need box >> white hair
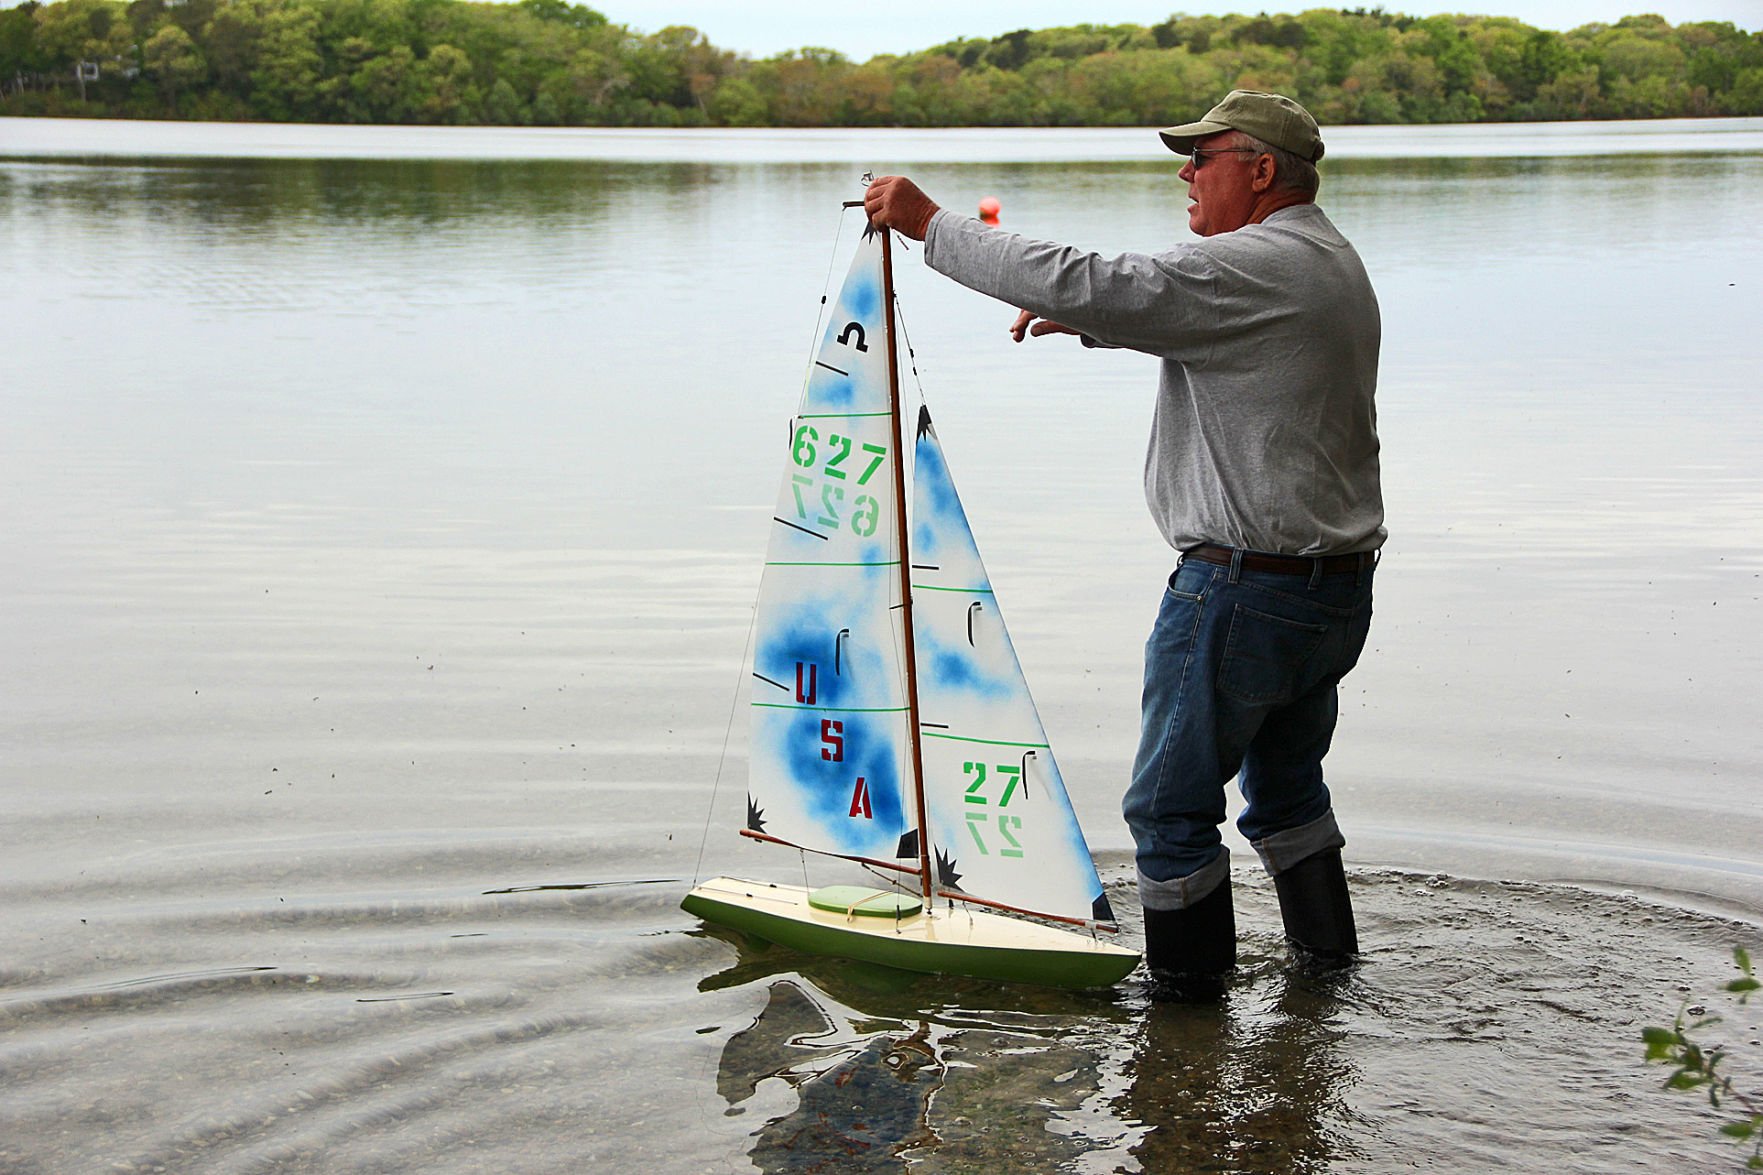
[1231,131,1320,198]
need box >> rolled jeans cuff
[1137,848,1230,912]
[1250,810,1346,876]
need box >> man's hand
[1009,309,1082,343]
[864,175,939,242]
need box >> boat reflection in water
[697,924,1356,1173]
[717,981,943,1171]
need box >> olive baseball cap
[1159,90,1325,162]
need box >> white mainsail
[747,231,915,866]
[910,411,1115,925]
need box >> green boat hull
[683,878,1139,991]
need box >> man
[864,91,1383,1000]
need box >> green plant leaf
[1721,1121,1757,1139]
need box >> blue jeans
[1124,552,1375,911]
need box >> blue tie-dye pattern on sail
[759,619,875,711]
[842,272,881,328]
[916,621,1012,699]
[777,706,905,845]
[913,432,963,523]
[855,541,891,577]
[911,427,989,586]
[807,367,858,410]
[809,270,883,413]
[753,585,907,852]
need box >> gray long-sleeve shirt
[921,203,1385,557]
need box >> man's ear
[1250,154,1278,193]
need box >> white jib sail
[746,230,915,867]
[910,410,1115,924]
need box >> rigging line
[693,588,762,887]
[892,288,928,406]
[860,860,910,888]
[800,203,860,392]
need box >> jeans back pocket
[1217,604,1329,705]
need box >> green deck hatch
[807,886,923,918]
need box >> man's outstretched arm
[867,176,1086,346]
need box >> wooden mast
[879,224,934,904]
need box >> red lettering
[848,777,871,819]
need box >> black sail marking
[773,517,830,540]
[935,847,963,890]
[837,321,868,352]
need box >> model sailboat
[682,210,1139,989]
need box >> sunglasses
[1189,147,1266,168]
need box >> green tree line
[3,0,1760,125]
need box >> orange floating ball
[977,196,1002,222]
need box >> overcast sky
[594,0,1762,58]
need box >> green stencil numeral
[818,484,843,528]
[997,815,1024,858]
[857,443,886,486]
[851,494,879,537]
[965,810,989,855]
[789,437,886,534]
[996,765,1022,808]
[824,434,852,479]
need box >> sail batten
[754,704,910,713]
[922,732,1050,749]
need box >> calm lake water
[3,115,1761,1172]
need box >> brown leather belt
[1182,544,1375,576]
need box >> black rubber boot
[1272,848,1358,969]
[1142,882,1236,1003]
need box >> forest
[2,0,1760,125]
